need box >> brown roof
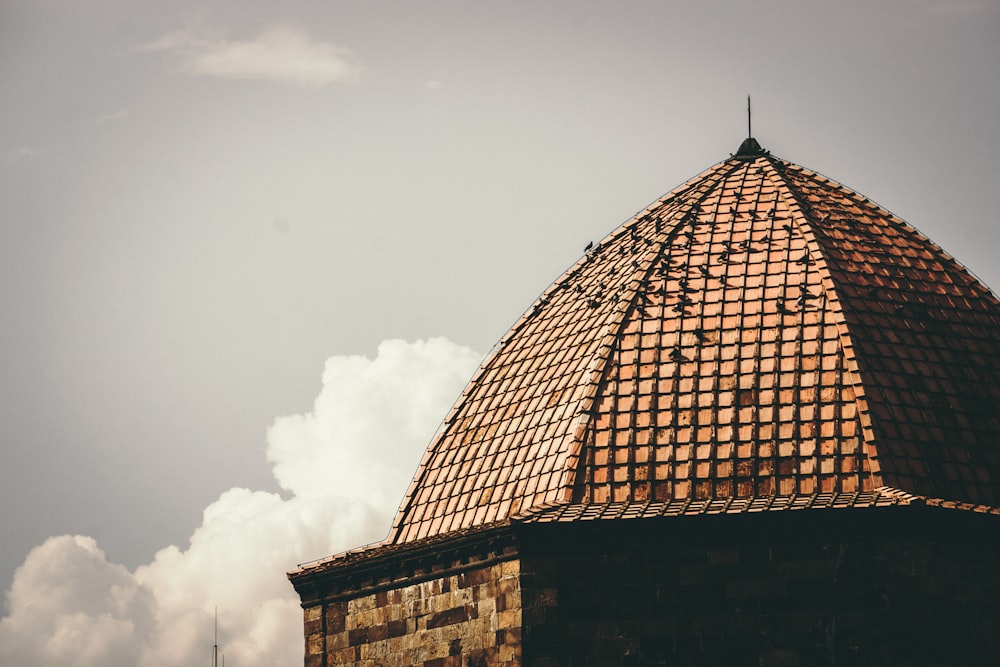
[390,139,1000,543]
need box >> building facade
[290,137,1000,666]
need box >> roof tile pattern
[772,162,1000,503]
[391,147,1000,544]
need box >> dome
[390,139,1000,544]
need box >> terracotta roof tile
[389,144,1000,543]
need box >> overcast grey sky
[2,1,999,664]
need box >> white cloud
[425,80,445,91]
[267,338,483,508]
[0,338,481,667]
[140,22,362,88]
[99,108,132,123]
[0,536,152,667]
[3,146,42,162]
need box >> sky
[1,1,998,664]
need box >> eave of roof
[290,485,1000,593]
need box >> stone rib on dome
[390,146,1000,544]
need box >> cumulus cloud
[140,22,362,87]
[0,338,481,667]
[268,338,482,508]
[0,536,153,666]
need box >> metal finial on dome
[735,96,768,156]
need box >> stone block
[497,609,519,629]
[387,619,407,638]
[460,567,490,588]
[349,595,377,613]
[367,623,389,643]
[327,603,347,633]
[498,643,518,662]
[465,648,490,667]
[427,605,472,630]
[501,560,520,577]
[348,627,369,646]
[306,633,323,656]
[328,646,357,664]
[326,630,348,651]
[454,585,473,605]
[532,588,558,607]
[498,575,519,595]
[709,547,741,566]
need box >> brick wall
[304,560,522,667]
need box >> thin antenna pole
[747,95,752,138]
[213,607,218,667]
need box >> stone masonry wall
[519,519,1000,667]
[303,559,522,667]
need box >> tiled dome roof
[391,140,1000,543]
